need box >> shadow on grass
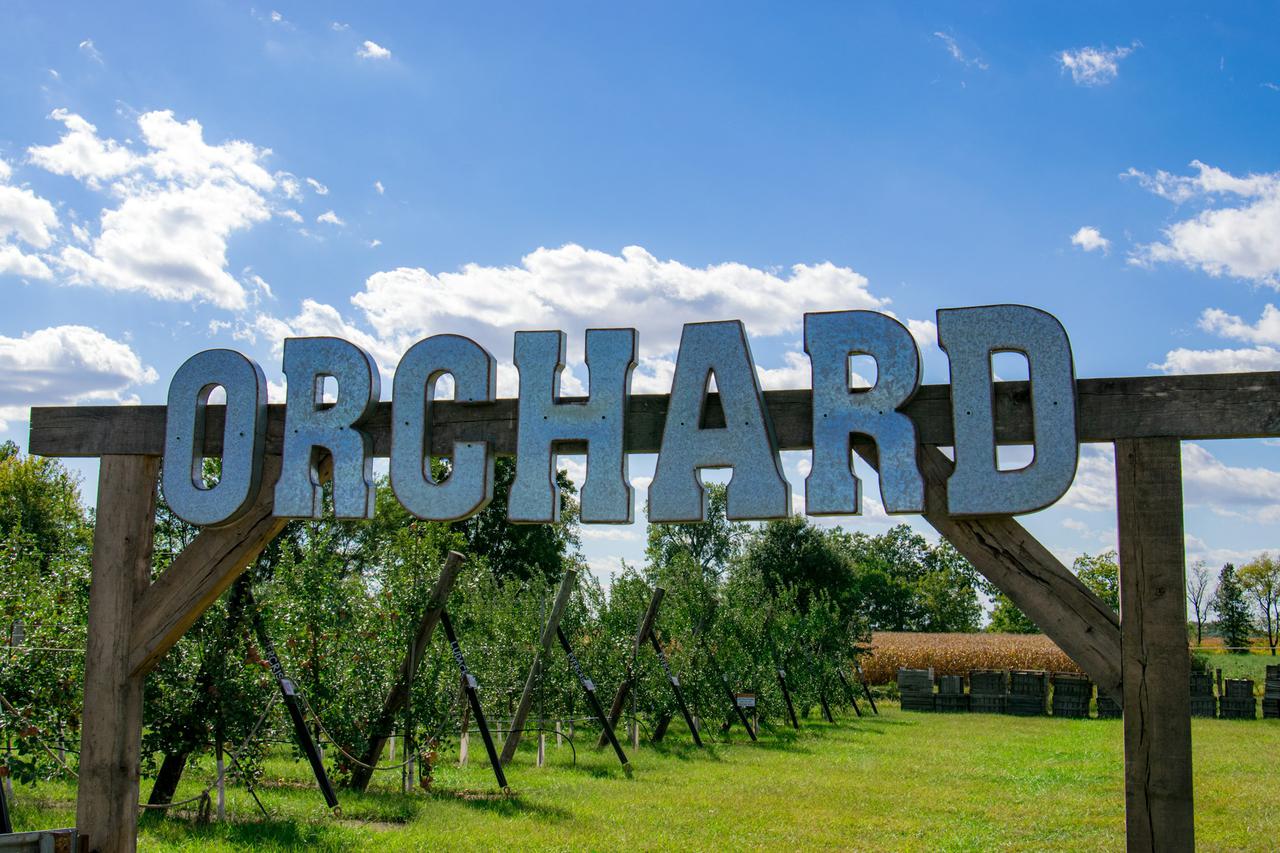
[442,790,575,822]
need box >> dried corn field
[859,632,1083,684]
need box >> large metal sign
[161,304,1077,527]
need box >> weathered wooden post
[1115,438,1195,852]
[599,587,664,747]
[501,569,577,765]
[77,455,160,853]
[351,551,464,791]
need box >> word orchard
[162,305,1077,528]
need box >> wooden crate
[1189,696,1217,718]
[1219,697,1257,720]
[935,694,969,713]
[1223,678,1254,699]
[937,675,965,695]
[1096,694,1122,719]
[1262,698,1279,719]
[968,669,1006,695]
[969,694,1006,715]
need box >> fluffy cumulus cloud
[1153,305,1280,375]
[1128,160,1280,286]
[357,40,391,60]
[26,108,299,309]
[0,156,59,279]
[245,243,905,398]
[1059,42,1138,86]
[1070,225,1110,253]
[0,325,156,427]
[351,244,887,359]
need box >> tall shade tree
[1074,551,1120,612]
[741,517,857,616]
[1238,554,1280,656]
[1186,560,1214,645]
[645,483,747,585]
[1212,563,1255,653]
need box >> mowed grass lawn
[10,706,1279,851]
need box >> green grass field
[8,706,1279,851]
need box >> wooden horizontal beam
[28,371,1280,459]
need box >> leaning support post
[556,627,631,775]
[501,568,577,765]
[852,659,878,715]
[600,587,665,747]
[776,668,800,730]
[351,551,464,791]
[77,455,160,853]
[246,590,339,813]
[648,630,703,748]
[1115,437,1195,853]
[835,669,862,717]
[440,610,508,792]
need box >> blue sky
[2,2,1279,590]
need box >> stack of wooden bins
[969,669,1007,715]
[1050,672,1093,718]
[1096,693,1122,718]
[935,674,969,712]
[1189,671,1217,718]
[1219,678,1257,719]
[1263,665,1280,719]
[1007,670,1048,716]
[897,667,935,712]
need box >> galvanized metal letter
[648,320,790,522]
[937,304,1078,516]
[162,349,268,527]
[390,335,496,521]
[805,310,924,515]
[508,328,637,523]
[273,337,381,519]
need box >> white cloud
[1070,225,1110,254]
[78,39,103,64]
[317,209,344,226]
[1060,445,1116,512]
[279,208,303,223]
[0,156,59,279]
[331,22,350,32]
[350,244,887,360]
[0,182,59,248]
[357,40,391,60]
[1182,442,1280,522]
[305,177,328,195]
[270,10,284,23]
[374,180,384,195]
[28,108,290,309]
[28,109,136,187]
[1127,160,1280,286]
[933,32,988,70]
[1152,345,1280,375]
[0,325,156,428]
[368,238,381,248]
[1058,42,1138,86]
[1198,304,1280,344]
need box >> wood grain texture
[128,455,288,677]
[350,551,464,792]
[28,372,1280,458]
[76,455,160,853]
[501,568,578,765]
[1115,437,1195,853]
